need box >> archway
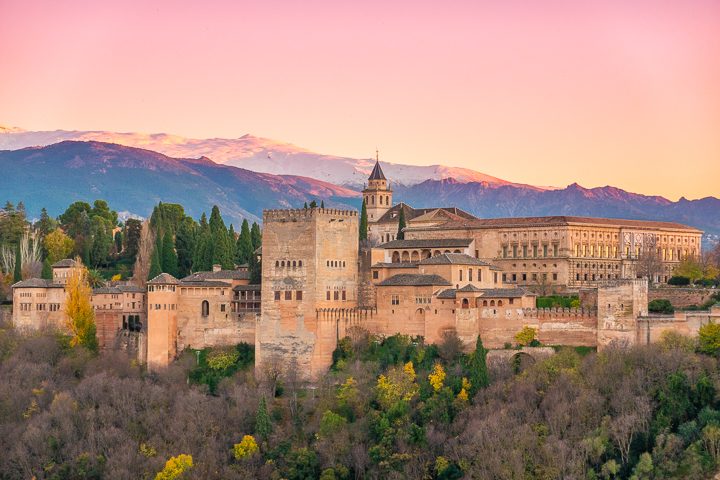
[392,251,400,263]
[411,251,420,262]
[201,300,209,317]
[401,251,410,263]
[461,298,469,309]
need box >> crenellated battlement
[522,307,597,318]
[316,307,376,320]
[263,208,358,222]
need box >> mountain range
[1,127,718,241]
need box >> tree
[255,396,272,441]
[699,323,720,356]
[64,260,98,353]
[250,222,262,251]
[132,221,155,286]
[34,208,57,238]
[148,245,162,280]
[44,229,75,264]
[468,335,489,394]
[175,217,197,277]
[636,245,664,283]
[155,454,193,480]
[648,299,674,314]
[514,326,537,347]
[13,242,21,282]
[674,258,704,284]
[359,199,368,242]
[41,258,52,280]
[428,363,446,392]
[233,435,259,460]
[236,219,253,265]
[320,200,325,209]
[161,232,179,277]
[396,207,406,240]
[123,218,143,260]
[309,200,318,209]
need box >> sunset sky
[1,0,718,200]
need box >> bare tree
[262,353,284,399]
[0,245,14,275]
[636,244,664,284]
[131,220,155,286]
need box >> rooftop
[457,284,484,292]
[371,262,419,269]
[52,258,77,268]
[233,284,261,291]
[479,287,533,298]
[436,289,457,299]
[12,278,64,289]
[147,273,180,285]
[374,204,477,225]
[179,280,232,287]
[378,238,473,249]
[419,253,492,266]
[182,270,249,281]
[368,160,386,181]
[377,274,452,287]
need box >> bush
[514,326,537,347]
[536,295,579,309]
[699,323,720,356]
[668,276,691,286]
[648,299,674,314]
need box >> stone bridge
[486,346,556,367]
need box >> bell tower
[362,150,392,222]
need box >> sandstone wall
[649,287,717,308]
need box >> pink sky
[1,0,718,200]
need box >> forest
[2,319,720,479]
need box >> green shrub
[668,276,690,286]
[648,299,674,314]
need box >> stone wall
[649,287,717,308]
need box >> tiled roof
[423,216,701,232]
[233,284,261,291]
[371,262,419,269]
[479,288,533,298]
[377,274,452,287]
[374,204,477,225]
[457,284,483,292]
[419,253,492,266]
[147,273,180,285]
[369,160,386,180]
[436,289,457,299]
[52,258,77,268]
[182,270,249,281]
[12,278,64,288]
[179,280,232,287]
[115,285,145,293]
[93,286,122,294]
[378,238,473,249]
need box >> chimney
[212,264,222,272]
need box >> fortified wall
[649,287,718,309]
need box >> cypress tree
[359,199,368,241]
[320,200,325,209]
[250,222,262,251]
[303,202,308,209]
[13,242,21,282]
[236,219,253,265]
[148,245,162,280]
[396,207,407,240]
[309,200,317,208]
[469,335,489,395]
[255,396,272,441]
[249,251,261,285]
[161,232,179,277]
[41,257,52,280]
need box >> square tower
[258,207,359,380]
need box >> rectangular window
[502,246,508,258]
[512,273,517,281]
[326,291,331,300]
[543,245,548,257]
[554,244,559,256]
[522,245,528,257]
[391,295,400,305]
[512,245,518,257]
[469,269,473,281]
[342,290,346,301]
[494,272,498,283]
[553,273,558,281]
[334,291,339,301]
[475,249,479,258]
[522,273,527,281]
[372,271,379,279]
[296,290,303,300]
[220,304,226,312]
[459,269,463,281]
[533,245,538,257]
[274,291,281,301]
[285,291,292,300]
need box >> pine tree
[13,242,21,282]
[359,199,368,242]
[161,232,179,277]
[65,261,98,353]
[249,251,261,285]
[236,219,253,265]
[309,200,317,208]
[320,200,325,209]
[148,244,162,280]
[41,257,52,280]
[303,202,308,209]
[396,207,407,240]
[255,396,272,441]
[468,335,489,395]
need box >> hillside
[0,141,359,225]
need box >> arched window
[201,300,209,317]
[275,261,279,267]
[281,261,285,267]
[392,251,400,263]
[298,260,302,267]
[401,251,410,262]
[483,300,488,306]
[292,260,296,267]
[371,195,375,204]
[461,298,469,309]
[490,300,495,306]
[497,300,503,306]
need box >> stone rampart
[649,287,717,308]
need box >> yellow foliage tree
[233,435,259,460]
[64,259,98,353]
[376,361,418,409]
[428,363,446,392]
[155,454,193,480]
[457,377,471,402]
[43,229,75,264]
[515,326,538,347]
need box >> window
[552,273,558,281]
[522,245,528,257]
[201,300,209,316]
[469,269,473,281]
[342,290,346,301]
[285,290,292,300]
[553,244,559,256]
[502,246,508,258]
[533,245,538,257]
[543,245,548,257]
[334,291,339,300]
[512,245,518,257]
[391,295,400,305]
[459,269,463,281]
[220,304,226,312]
[296,290,303,300]
[373,271,379,279]
[326,291,331,300]
[275,291,281,301]
[494,272,498,283]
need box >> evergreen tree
[250,222,262,251]
[468,335,489,395]
[255,396,272,441]
[114,230,123,254]
[161,232,179,277]
[13,242,21,282]
[41,257,52,280]
[35,208,56,238]
[309,200,318,209]
[320,200,325,209]
[396,207,407,240]
[148,245,162,280]
[249,251,261,285]
[303,202,308,209]
[176,218,197,277]
[359,199,368,242]
[236,219,253,265]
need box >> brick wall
[649,287,717,308]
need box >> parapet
[522,307,597,318]
[264,208,358,223]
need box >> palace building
[10,160,713,381]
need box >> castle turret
[362,150,392,222]
[146,273,179,371]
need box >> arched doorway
[392,251,400,263]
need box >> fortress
[10,161,718,380]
